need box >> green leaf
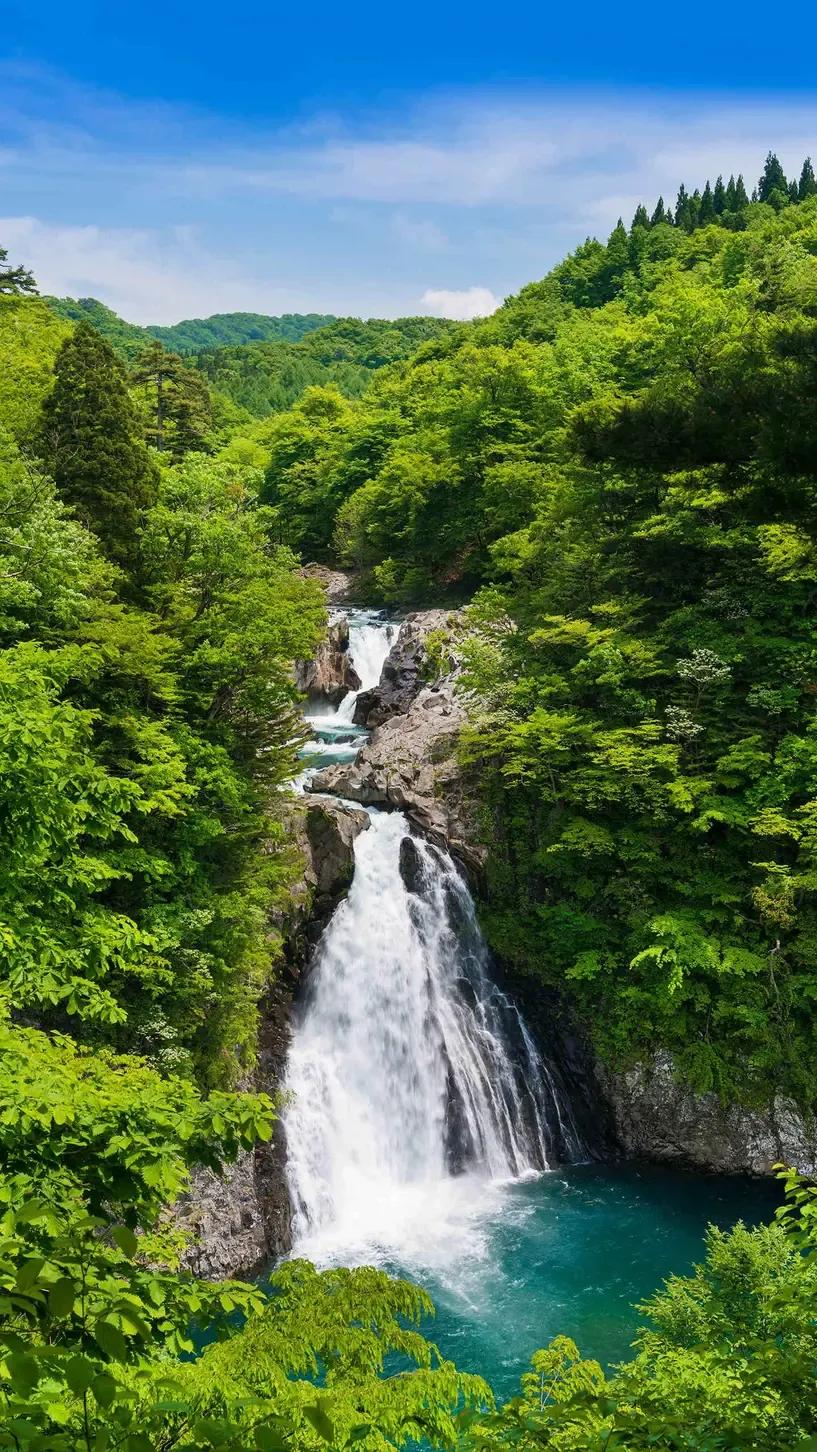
[255,1427,289,1452]
[94,1319,128,1363]
[111,1225,138,1258]
[65,1356,97,1395]
[48,1276,76,1318]
[92,1373,118,1409]
[15,1257,45,1290]
[303,1401,336,1445]
[7,1352,40,1392]
[192,1419,232,1447]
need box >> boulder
[353,610,455,727]
[299,563,356,604]
[283,795,370,947]
[295,614,361,706]
[311,679,484,874]
[600,1051,817,1176]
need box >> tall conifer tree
[713,175,726,214]
[734,174,750,209]
[758,151,788,202]
[651,196,668,226]
[38,322,159,569]
[699,181,716,224]
[799,156,817,199]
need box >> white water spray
[283,811,583,1264]
[334,612,395,722]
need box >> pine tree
[0,244,37,297]
[131,341,212,459]
[758,151,788,202]
[651,197,669,226]
[677,188,702,233]
[38,322,159,569]
[725,175,737,212]
[699,181,716,224]
[799,156,817,199]
[674,184,689,226]
[789,178,800,204]
[735,174,750,209]
[630,204,650,231]
[713,176,726,215]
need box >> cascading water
[334,612,395,722]
[283,810,584,1264]
[281,606,770,1376]
[295,610,395,788]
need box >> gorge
[264,605,781,1377]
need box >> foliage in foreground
[461,1169,817,1451]
[0,1017,486,1452]
[1,1122,816,1451]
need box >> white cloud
[421,286,500,320]
[0,216,302,324]
[4,67,817,322]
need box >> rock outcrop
[352,610,452,727]
[601,1052,817,1176]
[310,610,483,872]
[176,795,370,1277]
[295,614,360,706]
[292,794,370,939]
[299,563,355,604]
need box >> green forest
[1,148,817,1451]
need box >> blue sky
[3,1,816,323]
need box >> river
[281,609,777,1384]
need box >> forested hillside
[3,149,817,1449]
[262,153,817,1111]
[46,296,335,357]
[193,315,454,417]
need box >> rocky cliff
[178,793,370,1277]
[601,1052,817,1177]
[294,614,360,706]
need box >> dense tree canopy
[3,165,817,1448]
[257,193,817,1110]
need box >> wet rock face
[310,681,484,875]
[176,798,371,1278]
[295,615,361,706]
[178,1151,270,1279]
[353,610,453,727]
[601,1052,817,1176]
[303,797,370,918]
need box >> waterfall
[334,612,395,723]
[283,811,584,1263]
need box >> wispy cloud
[0,217,301,323]
[2,66,817,321]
